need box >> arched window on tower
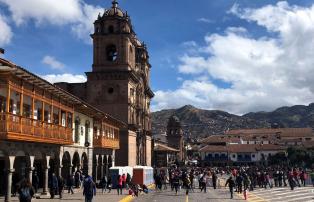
[106,44,118,61]
[108,25,114,33]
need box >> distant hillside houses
[199,128,314,166]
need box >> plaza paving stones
[135,187,242,202]
[0,189,130,202]
[246,186,314,202]
[2,186,314,202]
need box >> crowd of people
[9,165,314,201]
[153,165,314,199]
[12,169,152,202]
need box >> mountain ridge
[152,104,314,140]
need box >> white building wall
[73,111,94,147]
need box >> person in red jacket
[117,175,123,195]
[122,173,127,189]
[300,170,307,187]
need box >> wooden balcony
[0,113,73,145]
[93,135,119,149]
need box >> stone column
[5,156,15,202]
[28,156,35,184]
[28,167,35,184]
[94,155,99,182]
[100,159,104,180]
[58,165,62,177]
[69,164,73,176]
[5,169,14,202]
[105,155,109,176]
[42,156,50,196]
[112,150,115,167]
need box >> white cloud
[0,14,12,46]
[41,74,86,84]
[153,1,314,114]
[42,55,65,70]
[197,18,214,24]
[71,3,103,43]
[0,0,102,43]
[0,0,81,25]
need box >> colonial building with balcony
[0,57,125,201]
[55,0,154,167]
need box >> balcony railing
[93,135,119,149]
[0,113,73,145]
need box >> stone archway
[72,152,80,173]
[61,151,71,179]
[103,155,108,177]
[97,155,103,181]
[81,152,88,176]
[108,155,113,169]
[13,151,29,182]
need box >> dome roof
[105,0,124,17]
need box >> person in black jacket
[100,176,107,194]
[67,175,75,194]
[225,176,236,199]
[49,173,59,199]
[58,175,65,199]
[32,172,39,194]
[212,172,217,189]
[236,174,243,193]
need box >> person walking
[83,175,96,202]
[288,170,295,190]
[122,173,127,189]
[126,173,131,189]
[107,175,112,193]
[183,175,191,195]
[200,174,207,193]
[67,174,75,194]
[310,170,314,187]
[236,174,243,193]
[117,175,123,195]
[189,172,195,192]
[212,172,217,189]
[225,176,236,199]
[300,170,307,187]
[155,173,162,191]
[58,175,65,199]
[50,173,59,199]
[18,179,35,202]
[32,172,39,194]
[101,175,107,194]
[173,174,180,195]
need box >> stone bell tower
[86,0,154,166]
[167,116,185,162]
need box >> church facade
[56,0,154,166]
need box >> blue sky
[1,0,314,114]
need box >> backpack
[84,179,94,196]
[20,187,31,200]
